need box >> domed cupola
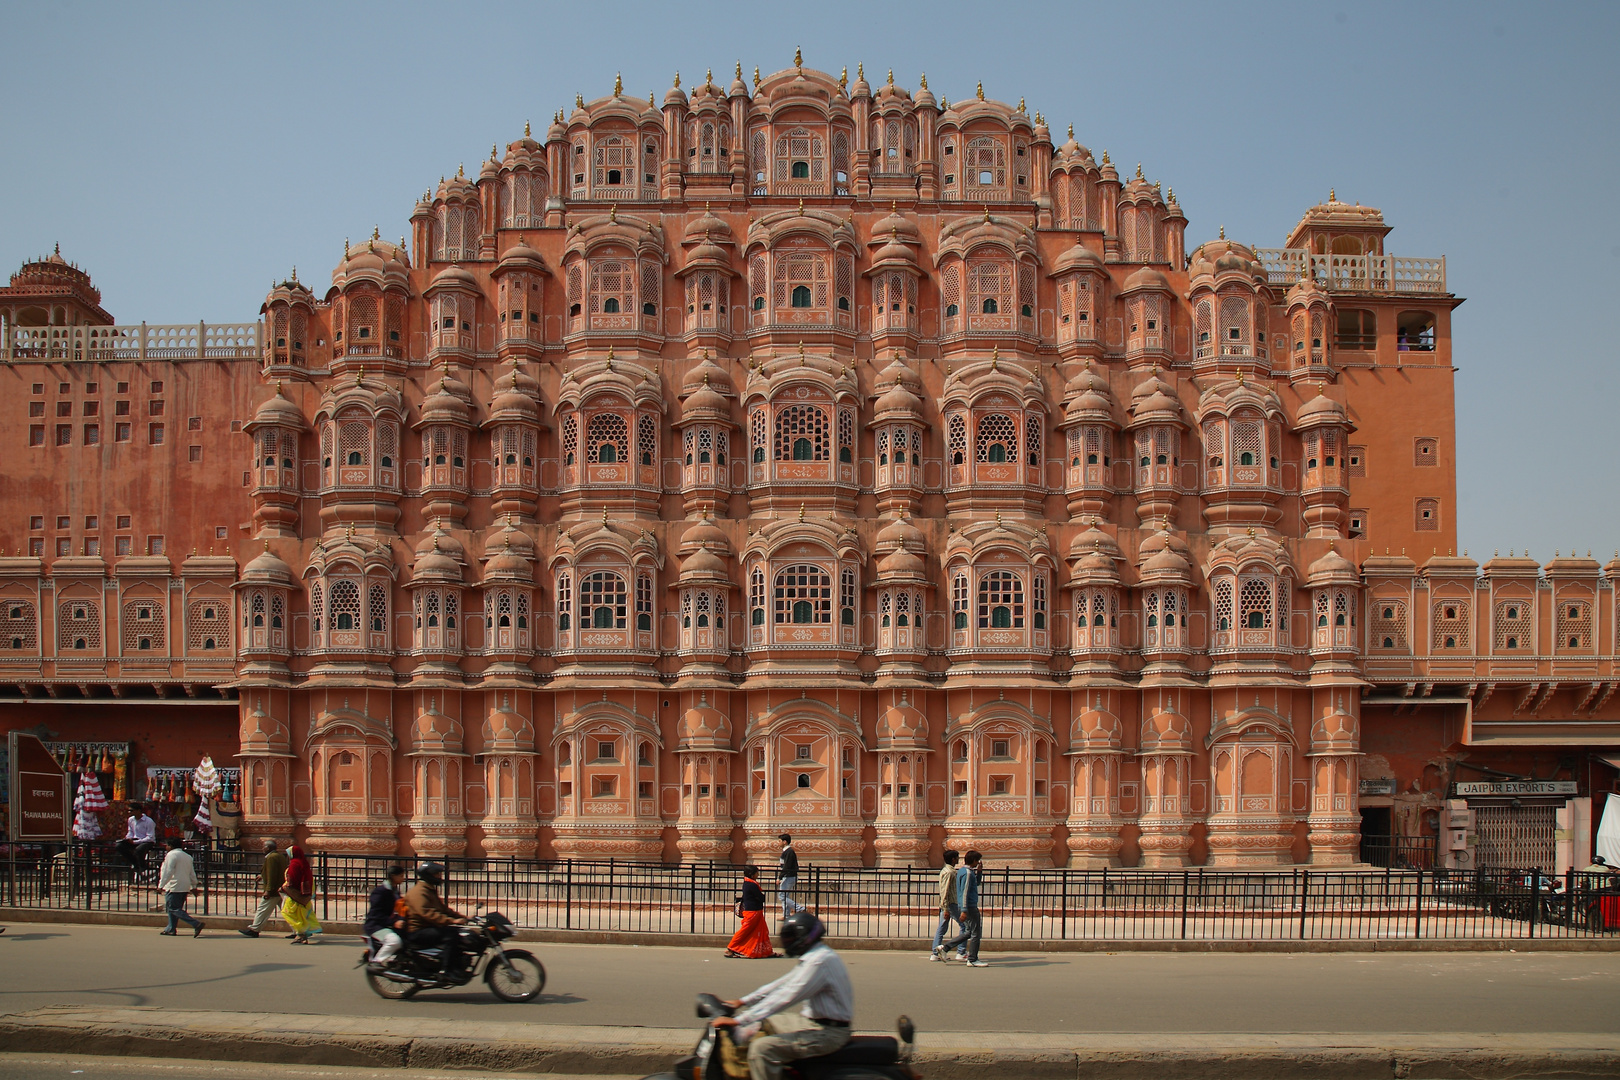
[867,208,923,350]
[1124,368,1187,527]
[672,350,737,518]
[1187,232,1272,378]
[1056,361,1118,518]
[328,233,411,374]
[243,381,309,537]
[1284,265,1334,380]
[1295,387,1354,538]
[1051,236,1107,359]
[1137,525,1194,667]
[261,271,317,371]
[870,352,926,516]
[1119,265,1174,367]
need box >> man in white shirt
[117,804,158,876]
[157,838,205,937]
[713,912,852,1080]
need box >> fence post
[1297,870,1309,940]
[813,864,821,913]
[565,860,573,930]
[1413,868,1423,939]
[1567,869,1577,935]
[319,852,329,922]
[1528,869,1538,939]
[1180,870,1190,940]
[1059,867,1067,941]
[200,847,209,916]
[690,861,697,935]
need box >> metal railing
[5,843,1616,941]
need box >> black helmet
[417,862,446,886]
[779,911,825,958]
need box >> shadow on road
[395,991,588,1006]
[0,933,70,942]
[0,962,315,1007]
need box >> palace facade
[2,59,1613,868]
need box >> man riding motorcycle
[403,862,468,973]
[710,911,852,1080]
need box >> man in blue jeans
[938,849,985,966]
[930,849,965,960]
[157,838,205,937]
[777,833,805,916]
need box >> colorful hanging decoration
[192,755,221,834]
[73,770,108,839]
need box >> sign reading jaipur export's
[9,731,69,841]
[1452,780,1579,797]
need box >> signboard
[8,731,70,841]
[1359,778,1397,796]
[1452,780,1578,797]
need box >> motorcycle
[361,906,546,1003]
[640,994,919,1080]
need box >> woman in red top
[724,865,775,958]
[280,844,322,944]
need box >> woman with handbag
[724,864,776,958]
[279,844,323,944]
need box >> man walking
[777,833,805,917]
[157,838,205,937]
[930,849,964,960]
[939,849,985,967]
[238,839,287,938]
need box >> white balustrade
[1254,249,1446,294]
[2,321,262,362]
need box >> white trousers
[370,927,402,963]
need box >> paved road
[0,1055,633,1080]
[3,924,1619,1034]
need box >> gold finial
[576,92,584,108]
[354,369,364,386]
[1136,162,1143,179]
[673,71,681,88]
[976,81,985,101]
[1017,97,1025,112]
[649,90,655,107]
[754,66,761,89]
[887,69,894,86]
[919,73,928,90]
[1219,224,1225,240]
[705,68,713,86]
[263,539,270,553]
[491,143,498,159]
[344,237,350,256]
[524,119,531,136]
[1102,150,1110,165]
[857,61,864,80]
[1168,187,1175,203]
[1068,123,1074,138]
[346,523,355,541]
[274,378,284,395]
[1247,527,1256,537]
[735,60,742,80]
[609,204,617,223]
[794,46,803,69]
[798,198,805,214]
[941,97,949,110]
[1235,370,1244,386]
[798,503,806,522]
[990,345,999,371]
[798,340,806,363]
[983,205,992,223]
[602,507,611,526]
[290,265,297,282]
[1329,188,1336,202]
[371,225,380,241]
[457,163,464,178]
[996,512,1003,527]
[838,66,847,91]
[614,72,623,96]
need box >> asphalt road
[3,924,1619,1035]
[0,1056,635,1080]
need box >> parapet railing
[5,845,1616,941]
[1255,250,1447,294]
[2,322,262,362]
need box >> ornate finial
[371,225,380,242]
[794,46,802,69]
[1329,188,1336,202]
[838,66,847,91]
[797,198,805,215]
[754,66,761,89]
[457,163,464,178]
[798,340,806,363]
[983,205,992,223]
[524,119,531,137]
[976,81,985,101]
[705,68,713,86]
[995,512,1003,527]
[354,368,364,386]
[1219,224,1226,240]
[346,523,355,541]
[1102,150,1110,164]
[857,61,864,80]
[1067,123,1074,138]
[344,237,350,257]
[609,204,617,223]
[614,72,623,96]
[492,143,498,160]
[1135,162,1143,179]
[990,345,999,371]
[941,97,949,110]
[887,69,894,87]
[920,72,928,89]
[1168,187,1175,203]
[1235,370,1245,386]
[1247,527,1256,537]
[649,90,655,107]
[1017,96,1025,112]
[798,503,806,522]
[672,70,681,91]
[576,92,584,108]
[735,60,742,80]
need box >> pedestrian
[777,833,805,917]
[238,838,288,938]
[363,865,408,971]
[939,849,986,967]
[157,837,205,937]
[930,849,964,961]
[280,843,322,944]
[725,864,776,959]
[117,803,159,879]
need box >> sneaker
[929,947,943,961]
[159,929,176,936]
[967,960,988,967]
[238,928,259,938]
[193,922,206,938]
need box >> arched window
[773,564,831,624]
[977,571,1025,630]
[329,580,359,632]
[587,412,629,465]
[774,404,828,462]
[791,161,809,179]
[556,572,572,632]
[952,573,968,629]
[1239,578,1272,631]
[791,285,812,308]
[636,573,653,632]
[750,567,765,626]
[840,567,856,626]
[974,414,1017,464]
[948,415,967,467]
[580,571,627,629]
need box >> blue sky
[2,1,1615,560]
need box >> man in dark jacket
[363,865,407,970]
[778,833,805,917]
[239,839,288,938]
[403,862,467,972]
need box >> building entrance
[1474,803,1557,869]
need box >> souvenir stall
[147,760,241,845]
[42,742,133,850]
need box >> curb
[2,1008,1619,1079]
[5,905,1620,952]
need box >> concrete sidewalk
[1,1006,1618,1079]
[8,905,1620,952]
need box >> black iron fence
[3,841,1617,941]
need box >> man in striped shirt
[714,912,853,1080]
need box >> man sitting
[115,805,158,878]
[713,912,853,1080]
[403,862,467,974]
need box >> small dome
[875,513,925,551]
[1053,239,1105,274]
[496,239,546,274]
[682,350,734,395]
[1068,523,1121,561]
[1296,390,1348,426]
[252,385,306,429]
[870,206,921,245]
[242,543,294,584]
[681,380,730,419]
[1307,547,1360,585]
[1121,266,1171,293]
[1141,544,1192,578]
[879,700,928,742]
[876,547,926,580]
[868,230,918,270]
[1129,370,1183,421]
[428,264,480,293]
[680,545,730,581]
[684,206,735,244]
[679,514,732,556]
[419,375,471,425]
[873,378,923,419]
[682,702,730,741]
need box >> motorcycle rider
[403,862,468,974]
[711,911,852,1080]
[363,865,407,972]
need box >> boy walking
[930,850,964,960]
[938,849,985,967]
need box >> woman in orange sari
[724,865,775,958]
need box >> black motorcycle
[361,908,546,1002]
[641,994,918,1080]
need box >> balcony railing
[3,322,262,362]
[1255,250,1447,294]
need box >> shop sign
[8,731,69,841]
[1359,778,1397,796]
[1452,780,1578,796]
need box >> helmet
[417,862,446,886]
[778,911,825,958]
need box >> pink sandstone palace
[1,58,1611,870]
